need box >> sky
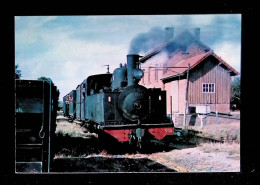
[15,15,241,101]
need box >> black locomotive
[63,54,174,148]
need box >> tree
[230,76,241,110]
[15,64,22,79]
[37,76,52,81]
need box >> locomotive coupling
[128,128,145,148]
[136,128,143,140]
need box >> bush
[230,76,241,110]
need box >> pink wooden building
[139,28,239,121]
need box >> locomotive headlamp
[133,69,144,80]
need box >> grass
[192,122,240,143]
[55,121,87,138]
[187,122,240,159]
[57,110,64,116]
[178,121,241,158]
[199,142,240,156]
[55,120,98,139]
[56,129,79,137]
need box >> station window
[202,83,215,93]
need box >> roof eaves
[212,53,240,76]
[161,72,185,81]
[139,38,174,63]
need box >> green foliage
[37,77,60,104]
[58,101,63,111]
[230,76,241,109]
[37,76,52,81]
[15,64,22,79]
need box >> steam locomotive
[63,54,174,148]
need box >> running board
[99,123,174,130]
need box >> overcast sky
[15,15,241,101]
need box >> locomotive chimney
[127,54,140,86]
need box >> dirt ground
[54,114,240,172]
[148,142,240,172]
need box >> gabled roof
[139,29,210,63]
[161,50,240,81]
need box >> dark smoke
[128,27,165,55]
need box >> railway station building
[139,28,240,126]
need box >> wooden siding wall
[188,58,231,105]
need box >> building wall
[144,57,232,116]
[165,79,187,116]
[207,104,230,114]
[164,82,173,116]
[164,64,232,117]
[140,43,206,88]
[140,52,167,89]
[188,57,231,113]
[141,66,164,89]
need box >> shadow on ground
[52,157,176,172]
[54,130,198,157]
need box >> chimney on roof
[194,28,200,40]
[165,27,174,42]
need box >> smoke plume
[128,27,165,55]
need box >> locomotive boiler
[63,54,174,148]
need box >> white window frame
[202,83,215,93]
